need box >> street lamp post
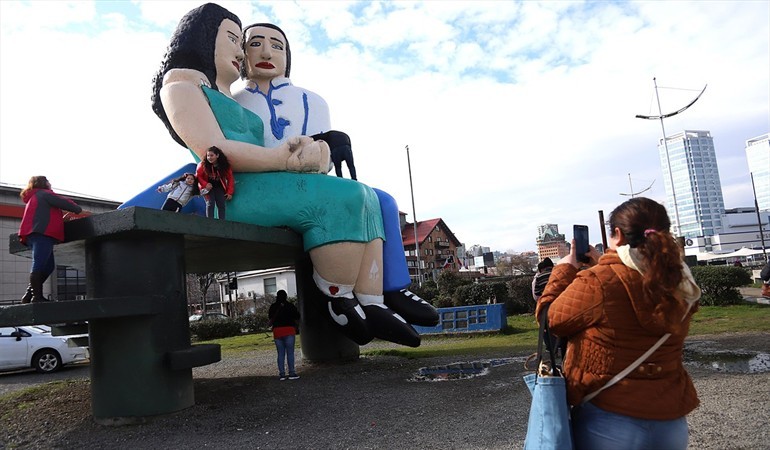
[751,172,769,262]
[406,145,422,286]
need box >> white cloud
[1,0,767,252]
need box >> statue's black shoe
[384,289,439,326]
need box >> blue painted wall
[413,304,506,335]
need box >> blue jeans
[26,233,56,277]
[205,182,226,219]
[274,334,296,376]
[572,401,688,450]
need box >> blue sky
[1,1,768,253]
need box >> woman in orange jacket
[537,197,701,450]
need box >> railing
[413,303,506,334]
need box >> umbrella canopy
[695,247,768,261]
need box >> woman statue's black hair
[150,3,241,148]
[240,23,292,78]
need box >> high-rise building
[658,130,725,238]
[745,133,770,212]
[536,224,568,261]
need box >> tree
[186,272,226,315]
[437,270,471,297]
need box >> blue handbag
[523,304,574,450]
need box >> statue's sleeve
[304,91,332,135]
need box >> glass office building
[745,133,770,212]
[658,130,725,238]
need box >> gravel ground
[1,331,769,449]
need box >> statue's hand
[286,138,331,173]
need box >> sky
[1,1,768,253]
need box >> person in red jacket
[537,197,701,450]
[18,176,88,303]
[196,146,234,219]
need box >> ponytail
[635,230,683,301]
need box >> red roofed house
[399,212,462,284]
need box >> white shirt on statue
[233,77,331,148]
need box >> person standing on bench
[18,176,88,303]
[196,146,234,219]
[151,3,427,347]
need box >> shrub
[507,275,535,314]
[437,271,472,298]
[433,295,453,308]
[450,281,508,307]
[190,319,242,340]
[238,312,270,333]
[690,265,752,306]
[410,280,438,302]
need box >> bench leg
[86,235,194,422]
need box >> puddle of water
[685,350,770,374]
[411,348,770,382]
[411,357,524,382]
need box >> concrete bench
[1,206,357,423]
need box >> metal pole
[598,210,608,251]
[406,145,422,286]
[654,77,682,237]
[751,172,769,262]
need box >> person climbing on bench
[18,175,90,303]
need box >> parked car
[188,313,231,322]
[0,325,90,374]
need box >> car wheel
[32,349,62,373]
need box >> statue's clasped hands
[286,136,331,174]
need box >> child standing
[157,173,201,212]
[196,146,234,219]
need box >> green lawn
[200,305,769,359]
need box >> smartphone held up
[573,224,590,264]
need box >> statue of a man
[234,23,437,327]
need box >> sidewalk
[740,286,770,305]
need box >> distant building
[684,207,770,255]
[745,133,769,212]
[658,130,725,238]
[536,224,568,261]
[400,213,462,283]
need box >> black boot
[30,272,50,303]
[326,296,373,345]
[20,284,33,304]
[384,289,439,326]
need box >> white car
[0,325,90,374]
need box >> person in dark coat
[268,290,300,380]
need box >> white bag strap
[581,332,670,404]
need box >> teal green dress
[198,86,385,251]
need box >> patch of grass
[197,331,275,355]
[0,380,84,416]
[198,305,768,359]
[690,304,770,335]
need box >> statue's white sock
[356,293,407,324]
[313,270,354,299]
[355,293,384,307]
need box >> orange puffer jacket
[536,250,699,420]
